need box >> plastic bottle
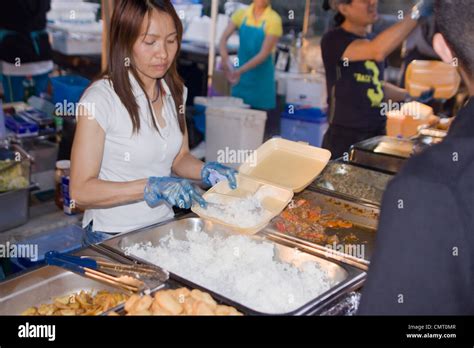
[0,100,6,140]
[23,76,36,102]
[55,160,70,210]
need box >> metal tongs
[45,251,169,294]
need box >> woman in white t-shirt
[70,0,237,244]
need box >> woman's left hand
[201,162,238,189]
[228,69,242,85]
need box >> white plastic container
[48,1,100,24]
[285,77,327,109]
[194,96,249,109]
[205,107,267,169]
[49,22,102,55]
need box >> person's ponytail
[334,12,346,26]
[322,0,351,27]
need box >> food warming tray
[0,248,142,315]
[310,161,394,207]
[265,190,380,270]
[98,217,366,316]
[349,136,415,174]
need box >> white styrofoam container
[184,14,239,48]
[194,96,249,109]
[205,107,267,169]
[192,174,294,235]
[49,22,102,55]
[173,4,203,23]
[285,77,327,109]
[50,31,102,55]
[48,1,100,24]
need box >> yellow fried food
[22,290,129,316]
[190,289,217,309]
[194,301,214,315]
[154,291,183,315]
[123,287,242,316]
[131,295,153,313]
[21,307,38,316]
[124,294,140,313]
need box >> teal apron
[231,17,276,110]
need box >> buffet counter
[0,157,394,316]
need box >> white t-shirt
[78,73,185,233]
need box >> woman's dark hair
[322,0,352,27]
[105,0,185,134]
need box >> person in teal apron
[0,0,53,102]
[219,0,283,138]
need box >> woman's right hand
[144,177,207,209]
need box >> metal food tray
[349,136,414,174]
[98,217,366,316]
[310,161,394,207]
[265,191,380,270]
[0,248,160,316]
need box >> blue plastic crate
[5,114,39,137]
[51,75,90,106]
[281,106,328,147]
[10,224,85,270]
[193,104,206,135]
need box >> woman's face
[132,9,178,80]
[340,0,379,26]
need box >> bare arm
[70,106,147,209]
[237,34,279,74]
[343,17,418,62]
[219,22,237,68]
[384,82,408,102]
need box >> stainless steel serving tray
[0,248,162,316]
[98,217,366,316]
[310,161,394,207]
[349,136,414,174]
[265,190,380,270]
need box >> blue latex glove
[412,0,434,20]
[406,88,435,104]
[201,162,238,189]
[416,88,435,104]
[144,177,207,209]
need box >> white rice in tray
[204,195,270,228]
[124,228,335,314]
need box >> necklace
[151,88,160,103]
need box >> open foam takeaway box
[192,138,331,234]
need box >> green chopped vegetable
[0,160,29,192]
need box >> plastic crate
[193,97,250,137]
[5,114,39,137]
[10,224,84,270]
[205,107,267,168]
[51,75,90,106]
[280,106,328,148]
